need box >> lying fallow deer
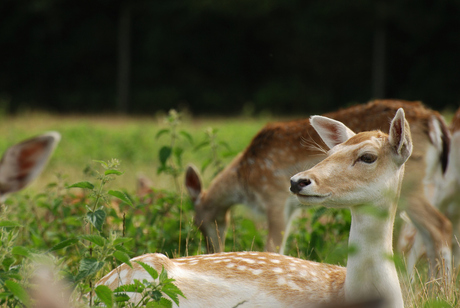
[97,108,411,308]
[185,99,451,277]
[0,132,60,202]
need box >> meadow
[0,110,457,307]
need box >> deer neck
[345,186,404,308]
[204,165,243,208]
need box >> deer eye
[358,153,377,164]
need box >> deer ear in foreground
[96,110,410,308]
[0,131,60,200]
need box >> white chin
[295,194,330,205]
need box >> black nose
[290,178,311,194]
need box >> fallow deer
[401,106,460,270]
[96,108,411,308]
[0,132,60,202]
[185,99,451,278]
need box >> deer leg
[266,202,288,253]
[278,195,302,255]
[407,196,452,279]
[406,232,426,282]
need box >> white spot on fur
[240,258,256,264]
[270,259,281,264]
[272,267,283,274]
[277,277,287,285]
[227,263,235,268]
[237,265,247,271]
[288,280,302,291]
[251,269,263,275]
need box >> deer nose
[290,178,311,194]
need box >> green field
[0,111,458,307]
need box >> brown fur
[187,99,452,277]
[451,107,460,133]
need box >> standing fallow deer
[439,107,460,266]
[0,132,60,202]
[97,108,411,308]
[401,107,460,269]
[185,99,452,278]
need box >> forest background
[1,0,459,116]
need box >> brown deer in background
[401,106,460,271]
[185,99,452,278]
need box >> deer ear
[185,165,202,203]
[310,116,356,149]
[389,108,413,165]
[0,132,60,197]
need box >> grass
[0,110,458,307]
[0,112,274,193]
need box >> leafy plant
[194,127,234,176]
[156,109,193,191]
[94,262,185,308]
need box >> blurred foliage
[1,0,459,115]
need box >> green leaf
[159,146,172,166]
[159,266,168,282]
[49,238,79,252]
[155,129,170,140]
[173,147,183,166]
[193,141,210,151]
[87,209,106,232]
[75,258,105,281]
[67,181,94,189]
[105,169,124,176]
[5,280,31,307]
[113,237,132,246]
[108,190,133,207]
[93,160,109,169]
[423,299,452,308]
[218,141,232,151]
[12,246,32,258]
[2,257,15,271]
[114,293,131,302]
[79,235,106,247]
[179,131,193,144]
[134,261,158,280]
[147,298,173,308]
[95,285,114,308]
[113,251,132,268]
[0,292,12,300]
[113,280,144,293]
[162,283,185,306]
[0,220,22,228]
[114,245,131,254]
[201,158,212,173]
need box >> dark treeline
[1,0,459,115]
